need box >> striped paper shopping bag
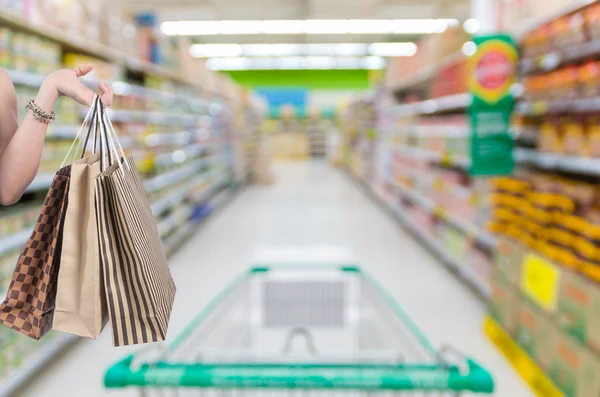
[94,99,175,346]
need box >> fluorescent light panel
[205,56,386,70]
[191,43,415,58]
[162,19,458,36]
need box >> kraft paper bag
[95,101,176,346]
[53,153,108,338]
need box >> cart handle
[282,327,317,355]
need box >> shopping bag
[0,166,71,340]
[54,97,108,338]
[95,102,176,346]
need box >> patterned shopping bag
[0,166,71,340]
[95,102,176,346]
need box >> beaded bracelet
[25,100,57,124]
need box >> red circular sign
[475,52,513,90]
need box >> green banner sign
[467,34,518,176]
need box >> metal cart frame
[105,265,494,395]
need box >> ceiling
[119,0,471,43]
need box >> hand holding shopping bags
[0,96,176,345]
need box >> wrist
[36,81,59,112]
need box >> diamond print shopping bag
[0,166,71,340]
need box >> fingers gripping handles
[60,94,130,173]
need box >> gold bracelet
[25,100,56,124]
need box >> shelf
[0,10,186,85]
[144,131,194,147]
[153,144,209,167]
[516,97,600,115]
[484,317,565,397]
[24,173,55,193]
[103,109,205,125]
[157,205,193,237]
[398,146,471,169]
[515,1,595,40]
[0,229,30,256]
[398,124,469,138]
[389,51,466,93]
[385,189,490,299]
[389,179,496,249]
[521,40,600,75]
[515,148,600,176]
[150,171,215,216]
[0,334,77,397]
[393,93,471,117]
[143,158,211,194]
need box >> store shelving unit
[343,32,494,303]
[0,8,264,396]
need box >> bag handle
[98,100,129,173]
[60,94,99,169]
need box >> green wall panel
[225,69,371,90]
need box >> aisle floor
[20,162,532,397]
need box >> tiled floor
[20,161,532,397]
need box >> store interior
[1,0,600,396]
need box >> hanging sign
[468,34,518,176]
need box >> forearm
[0,85,57,205]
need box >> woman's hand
[40,64,113,107]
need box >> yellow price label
[520,254,560,312]
[532,101,548,115]
[433,207,447,220]
[440,153,453,167]
[432,178,445,192]
[470,194,479,206]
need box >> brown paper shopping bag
[53,153,108,338]
[95,102,176,346]
[53,95,109,338]
[0,166,71,340]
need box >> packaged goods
[539,121,562,153]
[489,270,520,335]
[557,270,596,345]
[516,299,557,371]
[585,3,600,40]
[562,118,586,156]
[579,62,600,97]
[548,329,600,397]
[495,236,524,285]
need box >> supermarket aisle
[21,162,531,397]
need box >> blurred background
[1,0,599,396]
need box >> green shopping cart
[105,265,494,396]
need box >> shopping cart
[105,265,494,396]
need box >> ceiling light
[368,42,417,57]
[336,57,363,69]
[364,56,386,70]
[190,44,243,57]
[335,43,368,56]
[278,57,304,69]
[243,44,303,56]
[304,56,337,69]
[261,20,305,34]
[463,19,480,34]
[161,19,460,36]
[205,57,253,70]
[462,41,477,56]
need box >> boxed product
[588,281,600,354]
[548,329,600,397]
[495,236,524,285]
[516,299,557,371]
[489,270,520,335]
[557,269,596,346]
